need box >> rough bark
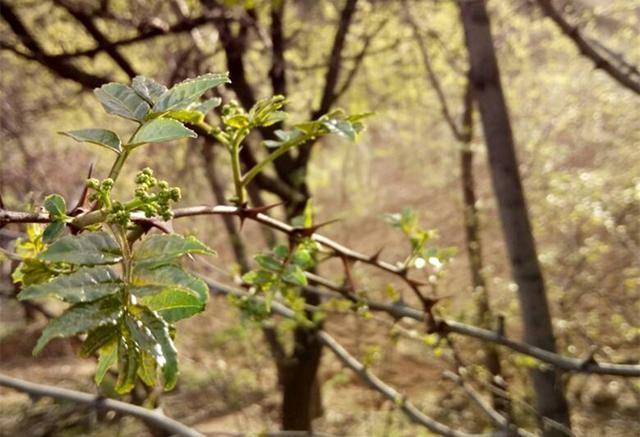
[457,2,571,435]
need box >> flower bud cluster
[85,168,181,228]
[132,167,181,221]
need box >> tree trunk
[457,2,571,435]
[459,95,512,419]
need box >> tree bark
[457,2,571,435]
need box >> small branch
[536,0,640,94]
[0,373,204,437]
[205,279,486,437]
[443,371,534,437]
[2,204,639,377]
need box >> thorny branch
[0,373,204,437]
[1,205,639,377]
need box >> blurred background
[0,0,639,435]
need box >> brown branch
[403,1,464,140]
[0,0,111,89]
[295,0,360,169]
[2,205,639,377]
[205,278,486,437]
[536,0,640,94]
[0,373,204,437]
[53,0,137,78]
[50,14,222,60]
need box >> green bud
[101,178,114,190]
[87,178,100,190]
[169,187,181,201]
[158,181,169,190]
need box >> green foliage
[129,119,196,147]
[385,208,456,273]
[60,129,122,154]
[240,239,318,324]
[10,72,365,395]
[18,231,213,393]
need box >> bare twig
[0,373,204,437]
[536,0,640,94]
[2,205,639,377]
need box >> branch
[53,0,137,78]
[2,204,639,377]
[403,1,464,140]
[0,0,111,89]
[204,278,486,437]
[296,0,360,168]
[49,14,222,60]
[332,21,388,102]
[0,373,204,437]
[536,0,640,94]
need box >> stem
[107,148,131,182]
[241,138,307,188]
[230,136,245,205]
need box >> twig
[205,278,487,437]
[2,205,639,377]
[0,373,204,437]
[536,0,640,94]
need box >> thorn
[369,247,384,263]
[580,345,599,369]
[71,163,95,215]
[0,193,4,209]
[245,201,285,216]
[295,218,341,238]
[496,314,505,337]
[132,218,173,234]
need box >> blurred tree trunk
[458,82,512,422]
[457,2,571,435]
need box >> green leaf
[255,254,282,272]
[162,110,204,124]
[127,306,178,390]
[282,264,307,286]
[131,265,208,302]
[131,265,208,322]
[60,129,122,154]
[95,340,117,385]
[42,221,65,243]
[19,266,122,303]
[242,270,274,286]
[132,76,168,104]
[80,324,118,358]
[115,337,139,394]
[223,114,249,128]
[129,118,196,146]
[34,295,123,355]
[322,118,357,141]
[12,258,57,286]
[137,351,157,387]
[39,231,122,265]
[133,234,215,270]
[153,72,230,112]
[195,97,222,115]
[44,194,66,217]
[141,289,205,323]
[94,83,150,122]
